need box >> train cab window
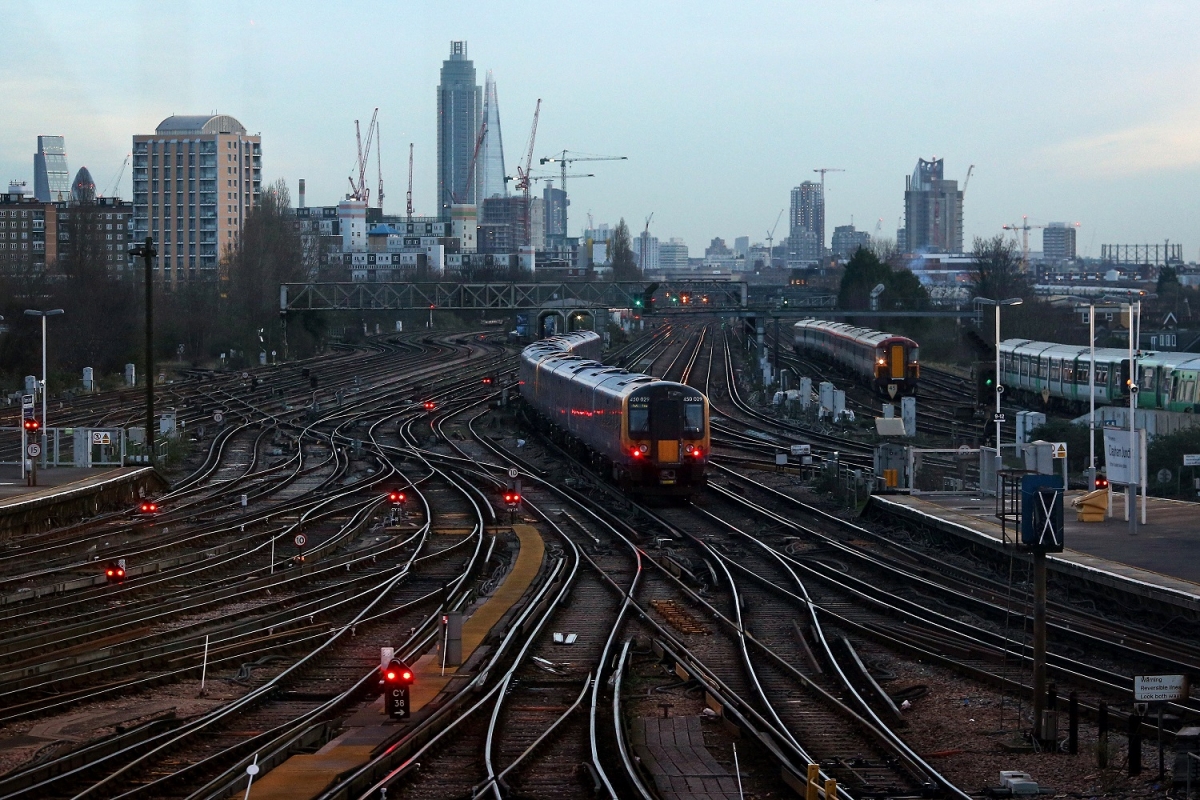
[628,406,649,436]
[909,346,919,363]
[1140,367,1155,391]
[684,401,704,435]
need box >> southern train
[792,319,920,398]
[519,331,710,495]
[999,338,1200,413]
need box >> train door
[890,344,905,380]
[651,397,683,464]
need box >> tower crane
[639,212,654,272]
[812,167,845,191]
[104,154,130,198]
[347,108,379,205]
[539,150,627,198]
[962,164,975,196]
[376,122,384,210]
[765,209,784,265]
[1002,216,1047,270]
[513,99,542,245]
[406,143,414,219]
[452,119,488,204]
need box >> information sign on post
[1134,675,1189,702]
[1184,454,1200,467]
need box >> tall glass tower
[437,41,482,211]
[34,135,70,202]
[479,70,507,201]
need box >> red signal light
[388,491,406,505]
[423,401,436,410]
[401,669,413,682]
[23,418,39,432]
[139,502,158,514]
[386,670,397,681]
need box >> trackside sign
[1133,674,1189,702]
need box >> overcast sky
[3,1,1198,259]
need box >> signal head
[423,401,436,410]
[23,418,39,432]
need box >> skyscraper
[437,41,482,211]
[34,135,70,202]
[479,70,507,201]
[132,114,261,285]
[903,158,963,253]
[543,181,568,249]
[789,182,824,263]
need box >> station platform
[869,491,1200,614]
[0,465,165,540]
[248,523,547,800]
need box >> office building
[659,238,689,271]
[71,167,96,204]
[789,182,824,264]
[831,224,871,260]
[132,114,261,285]
[479,195,529,254]
[480,70,507,201]
[529,196,545,250]
[633,233,659,272]
[903,158,962,253]
[437,41,482,210]
[34,136,70,202]
[733,236,750,259]
[1043,222,1076,262]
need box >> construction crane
[104,154,130,198]
[526,172,593,185]
[406,143,414,219]
[873,217,883,235]
[376,122,385,210]
[1002,216,1047,270]
[452,119,488,205]
[812,167,845,192]
[639,212,654,272]
[962,164,975,196]
[347,108,379,205]
[765,209,784,265]
[539,150,627,198]
[513,99,542,245]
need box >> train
[999,338,1200,413]
[792,319,920,398]
[519,331,710,496]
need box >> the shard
[480,70,507,200]
[34,135,70,202]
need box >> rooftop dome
[71,167,95,203]
[155,114,247,136]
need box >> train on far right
[998,338,1200,413]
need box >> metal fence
[0,427,126,468]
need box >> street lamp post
[130,237,157,466]
[24,309,64,467]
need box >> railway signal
[138,501,159,515]
[975,364,997,405]
[387,490,406,506]
[422,400,436,411]
[381,658,414,718]
[22,417,39,433]
[104,560,126,583]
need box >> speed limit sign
[213,412,225,424]
[294,533,307,548]
[26,443,41,458]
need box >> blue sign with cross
[1021,474,1064,552]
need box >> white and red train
[793,319,920,398]
[519,331,710,496]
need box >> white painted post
[200,634,210,693]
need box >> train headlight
[685,444,694,454]
[639,444,649,454]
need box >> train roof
[1000,338,1200,370]
[793,318,915,346]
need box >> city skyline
[3,2,1199,258]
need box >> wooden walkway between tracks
[248,523,546,799]
[631,715,741,799]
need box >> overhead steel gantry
[279,281,748,312]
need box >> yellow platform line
[249,524,546,799]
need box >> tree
[225,180,306,358]
[609,219,640,281]
[971,235,1030,301]
[837,248,929,311]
